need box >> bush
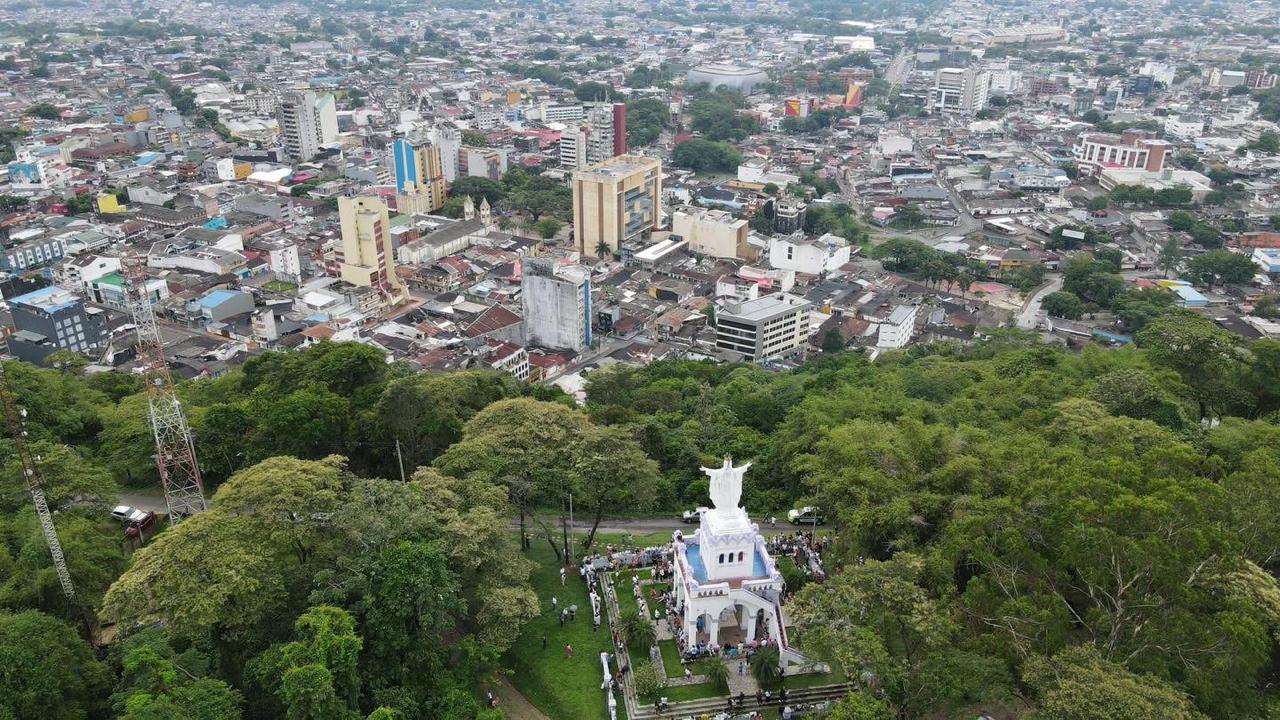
[633,660,664,699]
[780,556,808,595]
[621,610,656,655]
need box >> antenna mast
[0,363,75,601]
[124,257,208,524]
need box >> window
[738,551,744,562]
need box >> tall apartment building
[1072,129,1171,177]
[715,293,811,362]
[930,68,990,116]
[8,286,108,364]
[337,196,407,305]
[391,137,447,212]
[521,256,591,352]
[572,155,662,256]
[277,91,338,162]
[672,206,749,259]
[1247,69,1279,90]
[558,103,627,170]
[431,126,462,182]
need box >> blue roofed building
[187,288,255,325]
[1163,280,1209,308]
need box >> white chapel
[671,457,803,664]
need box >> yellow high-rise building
[572,155,662,257]
[337,196,407,305]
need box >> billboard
[843,82,865,109]
[6,162,42,185]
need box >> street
[113,489,818,537]
[1016,276,1063,329]
[884,49,912,87]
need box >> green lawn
[657,680,724,703]
[784,658,846,689]
[503,539,625,720]
[659,639,685,678]
[613,569,649,618]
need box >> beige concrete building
[572,155,662,257]
[337,196,407,305]
[672,206,750,260]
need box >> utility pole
[124,257,208,524]
[0,363,76,602]
[394,438,406,482]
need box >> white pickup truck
[681,506,710,523]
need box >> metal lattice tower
[0,363,76,601]
[123,258,208,524]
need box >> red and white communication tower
[124,258,208,524]
[0,362,76,601]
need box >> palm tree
[750,645,782,690]
[596,241,611,259]
[706,660,730,692]
[621,610,656,654]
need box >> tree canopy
[2,330,1280,719]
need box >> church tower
[479,196,492,229]
[463,194,476,221]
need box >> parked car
[125,511,158,539]
[111,505,146,523]
[681,506,710,523]
[787,506,823,525]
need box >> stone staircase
[628,682,855,720]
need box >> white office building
[1163,115,1205,140]
[716,293,811,362]
[877,304,919,349]
[931,68,990,116]
[768,233,851,275]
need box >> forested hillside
[2,312,1280,718]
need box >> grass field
[613,569,648,618]
[659,639,684,678]
[657,680,723,703]
[503,539,624,720]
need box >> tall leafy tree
[1136,311,1243,418]
[0,610,110,720]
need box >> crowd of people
[581,544,672,573]
[655,688,834,719]
[766,531,830,583]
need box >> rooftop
[10,286,81,313]
[575,154,660,180]
[722,292,810,322]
